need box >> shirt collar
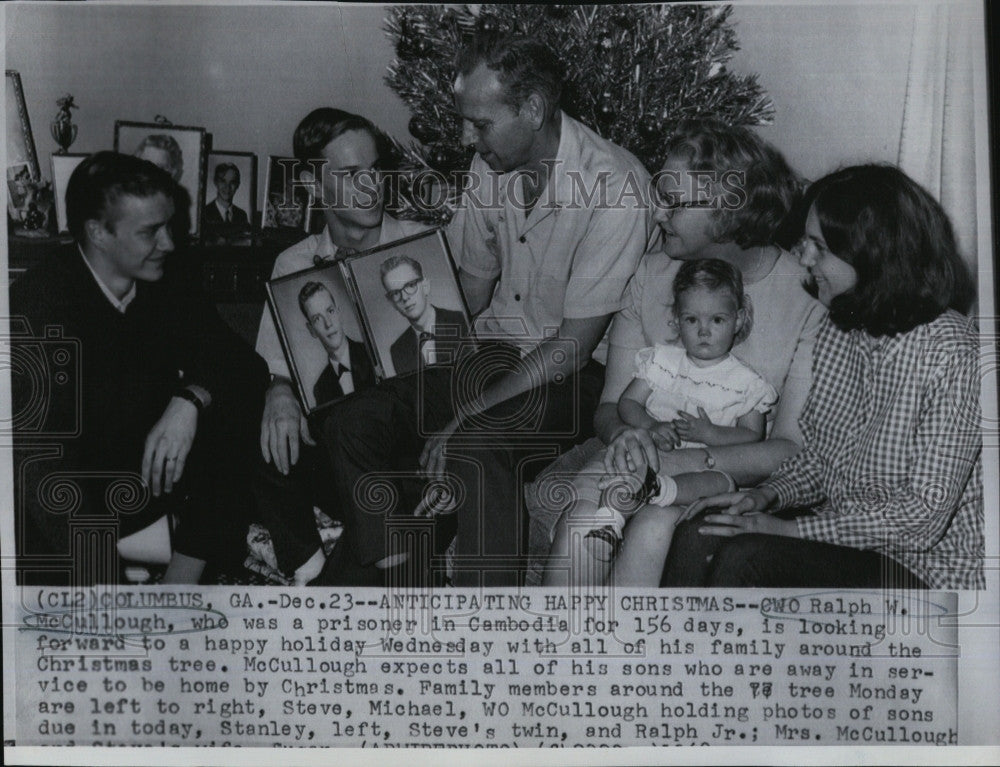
[330,344,352,371]
[78,245,136,313]
[412,305,437,335]
[214,199,232,218]
[321,215,404,261]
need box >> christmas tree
[384,4,773,224]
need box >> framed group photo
[266,264,371,415]
[345,228,470,379]
[114,120,209,238]
[203,150,256,243]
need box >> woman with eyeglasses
[681,165,981,589]
[536,120,827,586]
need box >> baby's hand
[673,407,716,444]
[649,421,680,450]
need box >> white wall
[6,3,412,202]
[731,2,915,181]
[6,3,923,203]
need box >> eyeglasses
[385,278,422,302]
[650,180,713,211]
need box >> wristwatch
[701,448,716,469]
[173,387,205,413]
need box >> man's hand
[142,397,199,497]
[419,420,458,480]
[673,407,717,444]
[260,378,314,475]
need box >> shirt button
[518,236,526,243]
[514,293,521,301]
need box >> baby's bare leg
[610,504,684,587]
[543,454,641,588]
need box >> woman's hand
[680,485,798,538]
[681,486,777,522]
[650,421,681,450]
[699,512,799,538]
[603,426,675,476]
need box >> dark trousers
[321,343,604,585]
[661,513,928,588]
[16,406,255,586]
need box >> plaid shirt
[764,311,984,589]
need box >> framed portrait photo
[266,263,373,415]
[114,120,209,238]
[50,153,89,234]
[345,228,471,380]
[203,150,256,244]
[6,70,40,219]
[262,155,308,232]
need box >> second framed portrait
[114,120,209,238]
[203,151,256,244]
[345,229,471,379]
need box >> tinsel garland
[383,4,773,224]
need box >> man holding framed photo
[253,107,427,584]
[322,31,652,587]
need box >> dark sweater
[11,246,268,583]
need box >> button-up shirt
[764,311,984,589]
[449,111,652,356]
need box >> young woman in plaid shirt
[683,164,982,589]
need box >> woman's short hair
[802,164,975,336]
[661,119,801,249]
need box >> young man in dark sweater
[10,152,268,585]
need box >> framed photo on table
[114,120,209,238]
[203,150,256,244]
[261,155,308,232]
[6,70,41,219]
[49,153,89,234]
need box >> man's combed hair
[298,281,335,319]
[65,151,176,241]
[803,164,975,336]
[455,33,563,118]
[293,108,388,165]
[214,162,240,184]
[379,254,423,281]
[664,119,801,249]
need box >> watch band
[702,448,716,469]
[174,387,205,413]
